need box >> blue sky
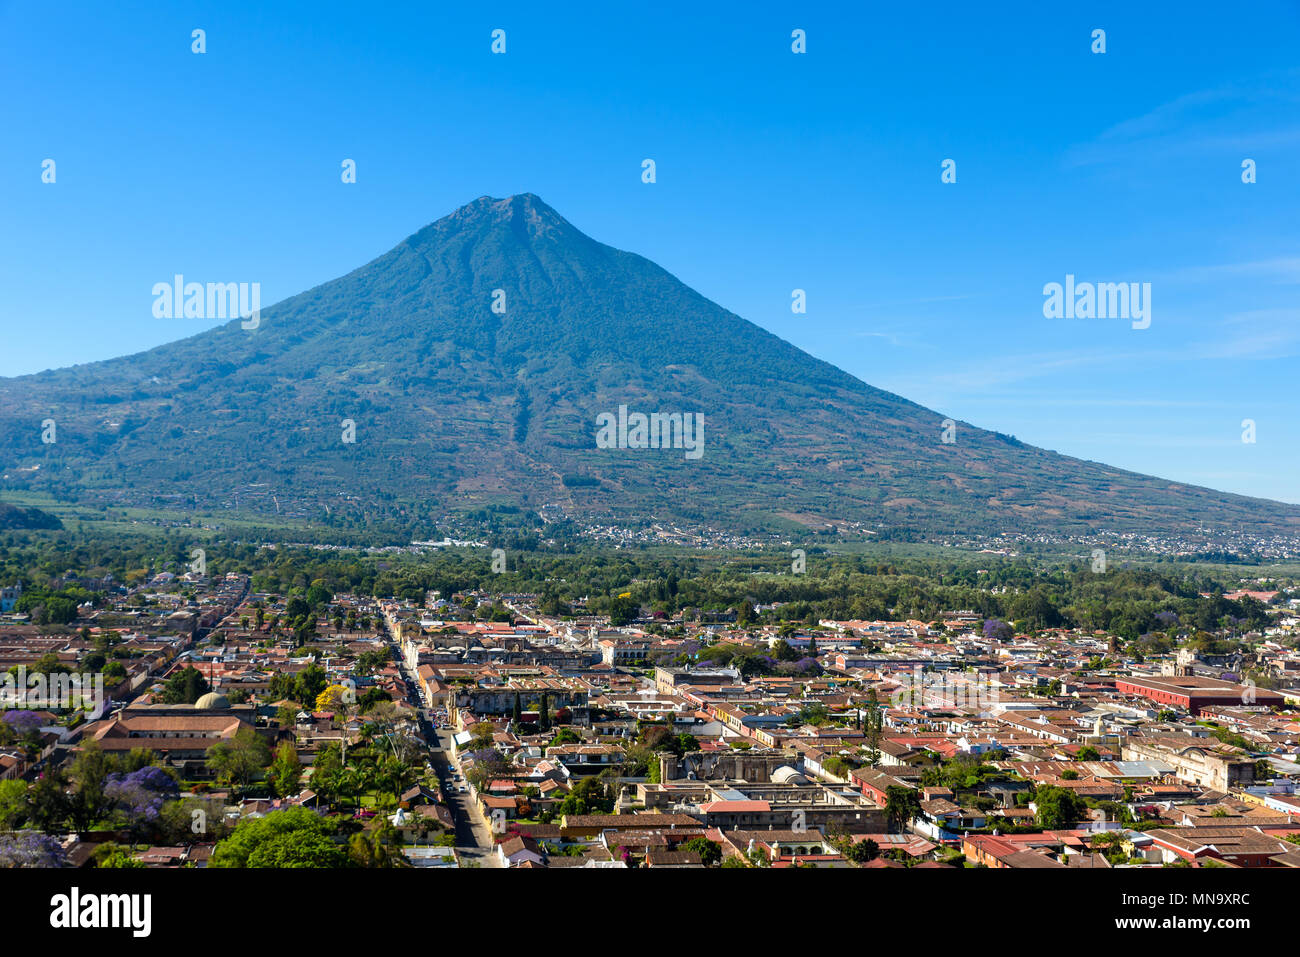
[2,2,1299,502]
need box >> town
[3,546,1300,871]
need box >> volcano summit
[1,193,1297,544]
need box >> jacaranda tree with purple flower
[983,619,1014,643]
[1,710,43,744]
[0,830,67,868]
[106,765,179,838]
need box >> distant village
[6,568,1300,869]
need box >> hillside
[1,193,1297,544]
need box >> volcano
[2,193,1297,544]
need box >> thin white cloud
[1159,258,1300,285]
[851,331,903,346]
[1062,70,1300,168]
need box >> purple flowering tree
[2,710,43,741]
[106,765,179,837]
[0,831,68,868]
[983,619,1013,643]
[792,656,820,674]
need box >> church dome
[195,691,231,710]
[771,765,809,785]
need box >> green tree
[267,742,302,798]
[468,722,496,751]
[843,837,880,863]
[884,785,921,834]
[0,779,28,830]
[41,597,79,625]
[206,727,272,788]
[30,652,70,675]
[284,595,311,622]
[307,743,344,804]
[357,687,389,713]
[772,638,799,661]
[91,842,146,868]
[211,808,348,868]
[608,594,638,627]
[552,777,613,818]
[158,796,230,844]
[247,828,347,867]
[348,822,410,868]
[158,666,210,705]
[549,727,582,747]
[67,743,116,836]
[27,769,71,834]
[679,837,722,866]
[293,664,329,707]
[103,661,128,683]
[1033,785,1085,829]
[863,687,884,767]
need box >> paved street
[388,632,500,867]
[424,724,499,866]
